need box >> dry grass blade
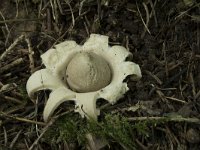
[136,1,151,39]
[141,2,150,38]
[0,111,46,126]
[149,0,158,27]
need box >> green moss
[43,114,150,149]
[43,113,87,146]
[90,115,136,149]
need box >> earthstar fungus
[26,34,142,122]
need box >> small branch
[1,95,23,104]
[0,35,24,61]
[149,0,158,27]
[0,111,46,126]
[0,58,23,74]
[165,96,187,104]
[29,118,55,150]
[9,130,22,149]
[128,116,200,124]
[0,18,43,24]
[25,38,35,73]
[0,11,10,35]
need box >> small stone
[186,128,200,144]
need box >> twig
[0,11,10,35]
[141,2,150,38]
[149,0,158,27]
[0,83,17,94]
[9,130,22,149]
[84,21,90,36]
[0,58,23,74]
[79,0,87,15]
[165,96,187,104]
[49,0,56,20]
[28,109,74,149]
[0,35,24,61]
[25,38,35,73]
[0,18,43,24]
[15,0,19,18]
[57,0,65,15]
[163,68,187,88]
[47,4,52,32]
[97,0,101,20]
[168,61,183,71]
[175,2,200,20]
[194,90,200,100]
[128,116,200,124]
[197,19,200,50]
[3,127,7,146]
[1,95,23,104]
[50,0,58,23]
[0,111,46,126]
[145,70,163,85]
[189,72,196,98]
[165,126,180,146]
[67,2,75,27]
[135,139,148,150]
[5,104,25,114]
[162,42,169,77]
[29,118,55,150]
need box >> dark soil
[0,0,200,150]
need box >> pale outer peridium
[66,52,112,93]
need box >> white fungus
[26,34,142,122]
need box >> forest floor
[0,0,200,149]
